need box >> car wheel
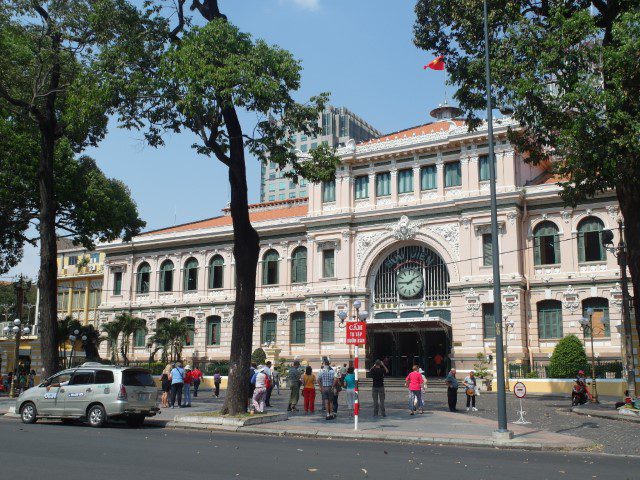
[20,402,37,424]
[87,404,107,428]
[126,415,145,428]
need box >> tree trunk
[220,106,260,415]
[617,183,640,351]
[37,128,60,378]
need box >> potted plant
[474,352,493,391]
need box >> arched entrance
[367,244,452,377]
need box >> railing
[508,361,623,379]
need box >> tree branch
[169,0,187,43]
[0,85,45,124]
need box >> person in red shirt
[191,366,204,397]
[405,365,426,415]
[183,366,194,407]
[434,353,444,377]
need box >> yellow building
[56,238,104,325]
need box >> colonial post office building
[97,108,629,377]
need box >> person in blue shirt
[343,367,357,417]
[170,362,186,408]
[445,368,459,412]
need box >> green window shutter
[291,312,305,344]
[538,301,563,339]
[134,329,146,347]
[320,311,335,342]
[533,235,541,265]
[483,303,495,339]
[261,314,277,344]
[553,234,561,264]
[420,165,437,190]
[323,250,335,278]
[322,180,336,203]
[482,234,493,266]
[398,169,413,194]
[209,256,224,289]
[577,232,586,262]
[207,316,221,345]
[445,162,461,187]
[113,272,122,296]
[376,172,390,196]
[354,176,368,199]
[479,155,489,181]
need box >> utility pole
[617,221,637,396]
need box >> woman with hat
[463,370,478,412]
[183,365,194,407]
[251,365,268,413]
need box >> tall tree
[0,1,154,376]
[115,312,147,366]
[118,1,339,414]
[100,320,122,364]
[414,1,640,340]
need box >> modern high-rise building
[260,105,381,202]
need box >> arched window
[577,217,606,262]
[183,317,195,346]
[537,300,563,339]
[290,312,305,344]
[582,298,610,338]
[208,255,224,289]
[136,262,151,294]
[160,260,174,292]
[291,247,307,283]
[533,221,561,265]
[206,315,222,346]
[261,313,277,344]
[262,250,279,285]
[183,258,199,291]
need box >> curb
[168,421,595,452]
[571,407,640,423]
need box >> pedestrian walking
[434,353,444,377]
[264,361,274,407]
[463,370,478,412]
[248,363,257,407]
[317,360,336,420]
[272,367,281,395]
[332,368,342,414]
[302,366,316,413]
[28,369,35,389]
[344,366,356,417]
[213,369,222,398]
[161,363,172,408]
[191,366,203,397]
[419,368,428,410]
[251,365,268,413]
[405,365,425,415]
[287,360,303,412]
[183,365,193,407]
[370,359,388,417]
[169,362,186,408]
[445,368,459,412]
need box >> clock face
[396,268,424,299]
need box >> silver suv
[16,363,160,427]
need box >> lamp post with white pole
[579,308,599,404]
[3,319,31,398]
[338,300,368,430]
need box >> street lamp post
[579,308,599,404]
[338,300,368,430]
[2,319,31,398]
[483,0,510,436]
[68,329,80,368]
[504,318,515,392]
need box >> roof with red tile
[529,171,567,186]
[142,199,308,236]
[359,120,465,145]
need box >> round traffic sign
[513,382,526,398]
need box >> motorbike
[571,381,589,406]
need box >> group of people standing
[248,360,281,413]
[445,368,479,412]
[160,362,204,408]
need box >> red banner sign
[346,321,367,345]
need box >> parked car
[16,362,160,427]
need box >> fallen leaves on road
[308,468,318,472]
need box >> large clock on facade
[396,268,424,299]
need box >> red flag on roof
[424,56,445,71]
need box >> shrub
[524,370,539,379]
[547,335,588,378]
[204,361,230,376]
[251,348,266,365]
[473,352,492,379]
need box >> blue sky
[8,0,448,279]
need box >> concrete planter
[174,412,288,427]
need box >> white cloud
[286,0,320,11]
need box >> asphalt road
[0,417,638,480]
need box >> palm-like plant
[115,313,147,366]
[152,319,192,362]
[57,317,83,368]
[100,320,122,364]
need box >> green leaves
[413,1,640,205]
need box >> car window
[47,372,72,386]
[122,370,155,387]
[95,370,115,384]
[70,371,95,385]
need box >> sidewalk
[169,391,595,451]
[572,402,640,423]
